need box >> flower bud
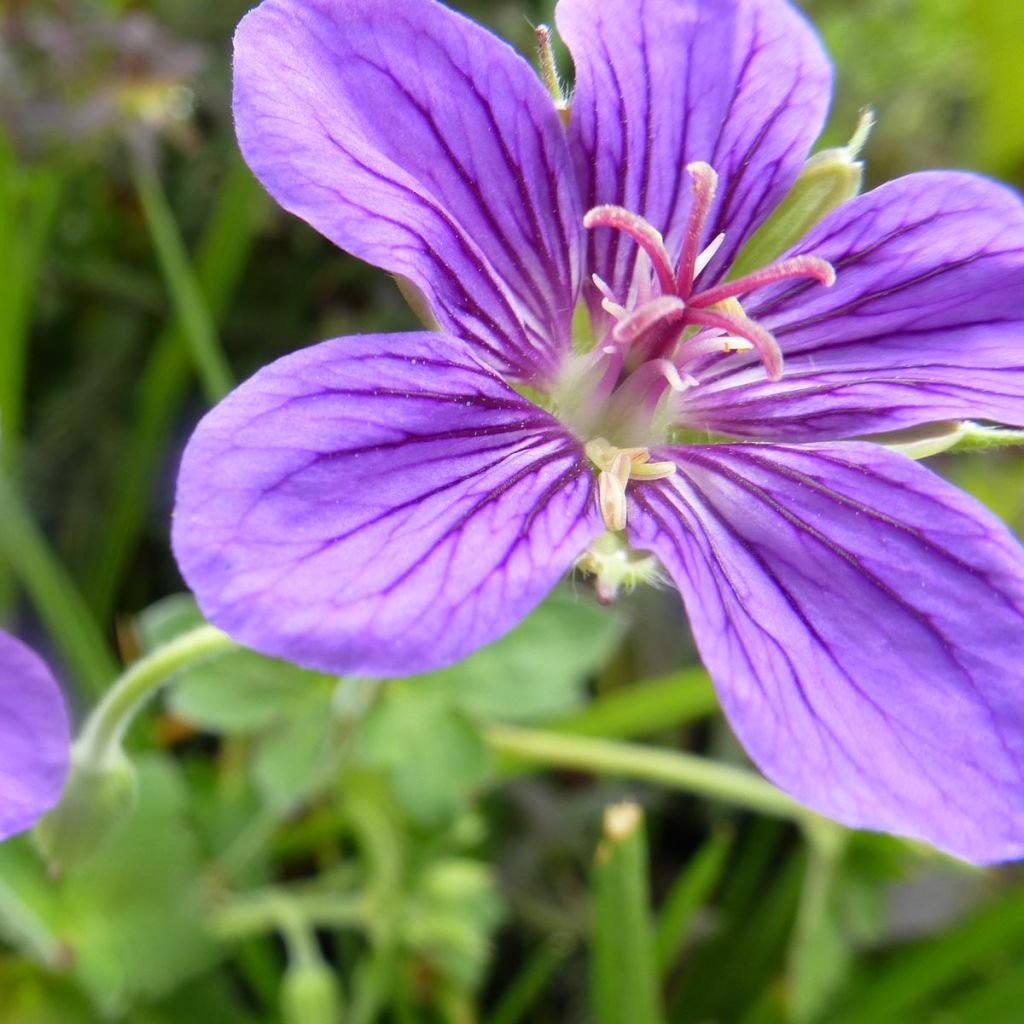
[33,746,136,873]
[281,961,342,1024]
[730,109,874,277]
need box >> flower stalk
[35,624,234,870]
[484,724,811,825]
[76,623,234,769]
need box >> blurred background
[1,0,1024,1021]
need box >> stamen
[691,255,836,309]
[592,273,627,320]
[685,308,784,380]
[597,451,632,532]
[584,205,677,296]
[676,162,719,297]
[693,231,726,278]
[681,333,754,363]
[585,437,677,532]
[611,295,687,345]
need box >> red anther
[685,308,784,381]
[676,162,719,298]
[691,255,836,309]
[584,205,678,296]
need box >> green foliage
[0,757,218,1016]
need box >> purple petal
[233,0,582,385]
[172,332,602,676]
[628,441,1024,862]
[684,172,1024,440]
[0,630,69,840]
[557,0,831,311]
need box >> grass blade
[590,802,663,1024]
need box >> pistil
[581,162,836,383]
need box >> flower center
[555,161,836,462]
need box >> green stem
[131,150,234,403]
[544,666,718,739]
[211,888,366,942]
[88,156,264,620]
[77,624,234,767]
[485,724,807,823]
[950,422,1024,451]
[0,471,118,696]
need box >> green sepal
[730,110,874,278]
[33,746,137,873]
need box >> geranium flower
[173,0,1024,861]
[0,629,69,839]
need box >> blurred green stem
[212,887,366,940]
[486,725,808,824]
[130,148,234,403]
[0,472,117,695]
[77,624,233,767]
[89,156,264,620]
[543,665,718,738]
[0,142,63,613]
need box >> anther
[586,438,676,532]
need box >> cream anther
[585,437,676,532]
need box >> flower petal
[628,441,1024,862]
[557,0,831,309]
[234,0,581,384]
[172,332,602,676]
[684,172,1024,440]
[0,630,69,840]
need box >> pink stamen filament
[691,255,836,309]
[612,295,688,345]
[684,308,783,381]
[583,205,677,296]
[676,162,719,298]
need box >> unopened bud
[33,745,136,873]
[730,109,874,277]
[281,961,342,1024]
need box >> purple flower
[173,0,1024,861]
[0,629,69,839]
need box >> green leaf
[425,588,624,723]
[590,803,664,1024]
[252,693,337,810]
[357,684,490,828]
[832,882,1024,1024]
[0,756,220,1016]
[0,959,98,1024]
[137,594,334,735]
[787,827,850,1024]
[655,826,734,974]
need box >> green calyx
[34,745,138,873]
[730,109,874,279]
